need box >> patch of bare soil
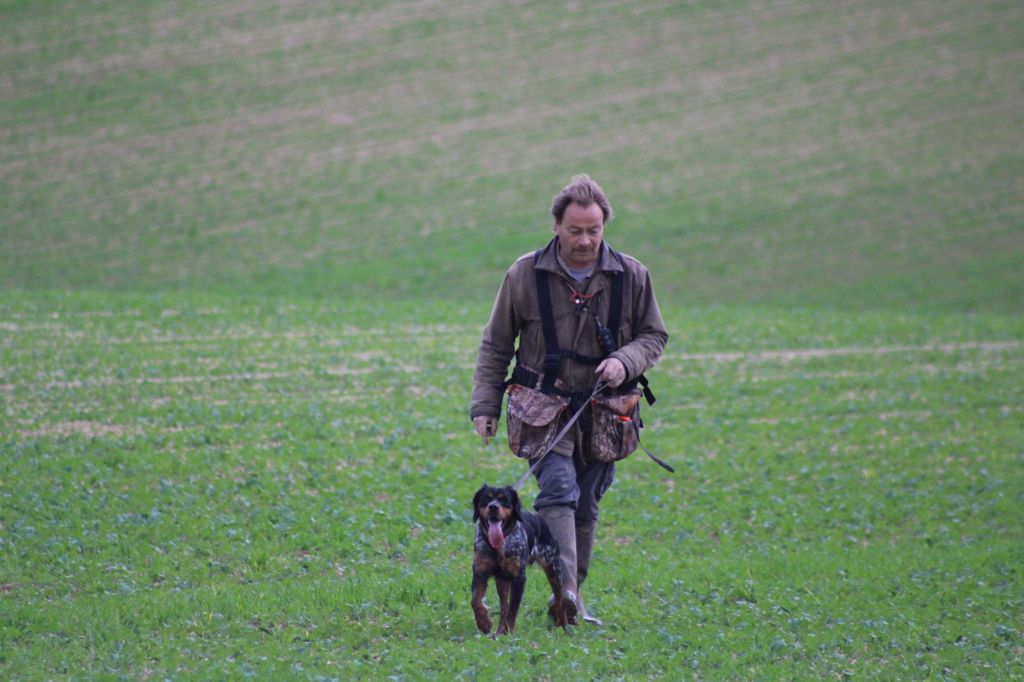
[672,341,1022,363]
[19,420,138,439]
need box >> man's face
[554,201,604,270]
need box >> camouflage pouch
[589,389,641,462]
[506,384,570,460]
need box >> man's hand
[473,415,499,445]
[595,357,626,388]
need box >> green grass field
[2,0,1022,679]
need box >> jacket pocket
[589,389,641,463]
[506,384,570,460]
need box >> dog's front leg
[471,571,492,634]
[503,573,527,634]
[494,577,512,635]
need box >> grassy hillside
[1,290,1022,678]
[2,0,1022,310]
[2,1,1023,678]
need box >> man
[470,174,668,625]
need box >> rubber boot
[538,505,579,624]
[575,519,603,625]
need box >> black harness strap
[534,249,562,397]
[533,249,604,397]
[527,246,655,405]
[604,252,656,405]
[607,256,623,345]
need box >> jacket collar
[535,238,623,276]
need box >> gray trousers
[532,451,615,523]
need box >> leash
[635,428,675,473]
[512,380,609,491]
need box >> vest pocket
[589,390,641,462]
[506,384,570,460]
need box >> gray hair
[550,174,614,225]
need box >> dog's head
[472,484,522,550]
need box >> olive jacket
[470,237,668,422]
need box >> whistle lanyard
[565,282,599,319]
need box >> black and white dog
[469,484,573,635]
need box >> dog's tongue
[487,520,504,550]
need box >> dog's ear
[508,487,522,522]
[472,484,487,522]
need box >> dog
[470,484,573,635]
